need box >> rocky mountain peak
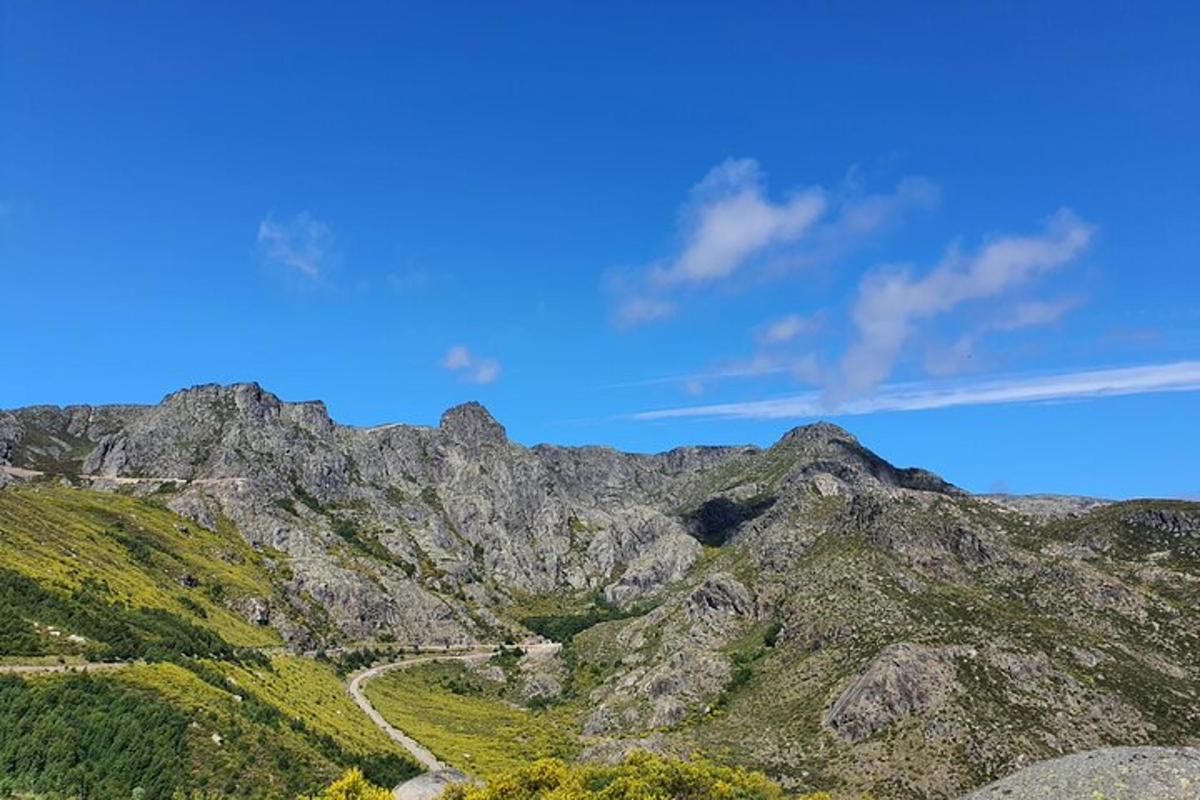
[778,420,856,444]
[161,381,280,415]
[439,401,507,445]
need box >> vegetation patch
[117,660,419,797]
[518,592,647,645]
[439,751,792,800]
[0,567,262,663]
[0,672,189,800]
[363,660,579,777]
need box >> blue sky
[1,2,1198,499]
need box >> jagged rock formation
[3,382,1198,799]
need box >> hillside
[0,484,420,799]
[1,383,1198,799]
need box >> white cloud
[923,295,1085,377]
[785,175,940,271]
[651,158,826,286]
[440,345,502,384]
[830,176,940,237]
[472,359,502,384]
[604,353,792,389]
[612,159,935,327]
[256,212,334,278]
[604,352,824,395]
[631,360,1200,421]
[756,312,822,345]
[833,209,1094,399]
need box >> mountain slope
[569,462,1200,797]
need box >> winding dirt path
[347,643,560,773]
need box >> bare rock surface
[392,769,471,800]
[962,746,1200,799]
[825,643,959,743]
[981,493,1111,519]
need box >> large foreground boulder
[963,746,1200,799]
[392,768,471,800]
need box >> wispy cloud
[993,296,1084,331]
[604,353,792,389]
[257,212,334,278]
[833,209,1094,400]
[612,159,936,327]
[441,345,502,384]
[613,297,677,329]
[387,267,431,293]
[924,295,1085,376]
[629,360,1200,421]
[755,312,823,345]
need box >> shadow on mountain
[685,495,776,547]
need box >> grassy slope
[363,660,580,778]
[0,484,280,647]
[222,655,404,756]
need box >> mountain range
[2,382,1197,799]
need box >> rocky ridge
[0,383,756,644]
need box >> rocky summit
[2,382,1198,799]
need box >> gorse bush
[436,752,786,800]
[299,768,391,800]
[305,757,857,800]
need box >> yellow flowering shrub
[437,751,786,800]
[300,768,393,800]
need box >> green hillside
[0,484,420,800]
[0,484,282,654]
